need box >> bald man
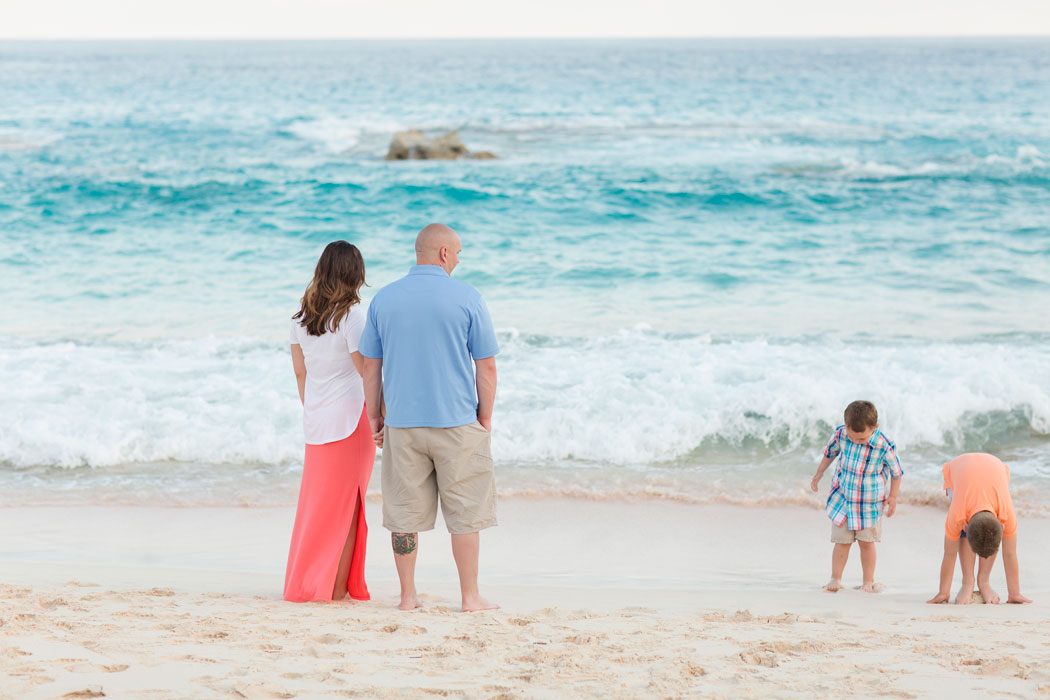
[359,223,500,612]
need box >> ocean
[2,39,1049,511]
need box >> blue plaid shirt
[823,425,903,530]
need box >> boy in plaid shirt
[811,400,903,592]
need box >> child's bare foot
[978,584,1000,605]
[461,594,499,612]
[955,585,975,604]
[857,582,884,593]
[398,594,422,611]
[822,579,843,592]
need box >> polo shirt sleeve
[467,296,499,360]
[357,302,383,359]
[823,427,842,460]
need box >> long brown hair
[293,241,366,336]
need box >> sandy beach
[2,500,1048,699]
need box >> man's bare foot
[398,594,422,611]
[978,583,1000,605]
[857,582,884,593]
[822,579,843,592]
[1007,593,1033,604]
[955,585,975,604]
[461,594,499,612]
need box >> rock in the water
[385,130,495,160]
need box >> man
[359,223,499,612]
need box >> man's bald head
[415,223,462,273]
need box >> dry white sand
[2,500,1048,699]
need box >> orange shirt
[943,453,1017,541]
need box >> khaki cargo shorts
[381,421,497,535]
[831,519,882,544]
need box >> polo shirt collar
[410,264,450,277]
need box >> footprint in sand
[738,648,778,668]
[60,688,105,699]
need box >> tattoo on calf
[392,533,417,556]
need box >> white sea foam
[284,118,366,153]
[1,332,1048,473]
[779,148,1048,181]
[0,130,62,152]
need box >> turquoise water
[2,39,1049,507]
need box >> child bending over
[927,453,1031,605]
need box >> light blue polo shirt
[358,265,500,428]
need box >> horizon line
[3,34,1049,41]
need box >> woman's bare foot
[858,582,884,593]
[332,591,349,602]
[461,594,499,612]
[978,583,1000,605]
[398,594,422,611]
[822,579,843,592]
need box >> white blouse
[289,305,366,445]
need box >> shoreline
[1,499,1047,596]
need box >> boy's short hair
[844,400,878,432]
[967,511,1003,558]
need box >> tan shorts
[831,519,882,544]
[381,421,497,535]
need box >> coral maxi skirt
[284,407,375,602]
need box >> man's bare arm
[475,356,497,431]
[927,536,960,603]
[362,357,385,447]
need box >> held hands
[370,415,385,448]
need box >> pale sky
[2,0,1049,39]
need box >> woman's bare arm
[291,344,306,405]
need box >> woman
[284,241,376,602]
